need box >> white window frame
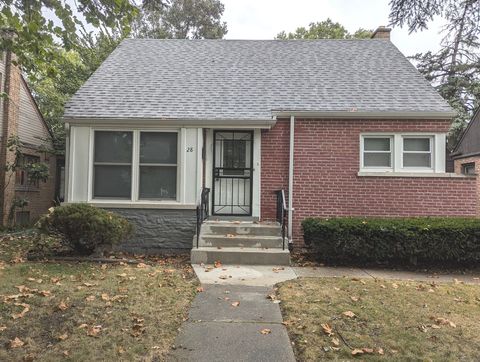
[360,133,446,174]
[401,135,434,171]
[360,135,393,172]
[88,128,181,204]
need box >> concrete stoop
[191,220,290,266]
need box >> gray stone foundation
[106,208,196,253]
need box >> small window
[402,137,432,168]
[93,131,133,199]
[16,155,41,189]
[462,162,476,175]
[138,132,177,200]
[362,137,392,168]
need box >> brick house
[0,50,57,226]
[64,27,477,264]
[451,107,480,214]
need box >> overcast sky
[221,0,446,57]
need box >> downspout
[288,115,295,245]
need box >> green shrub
[302,217,480,265]
[37,203,133,255]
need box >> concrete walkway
[168,264,479,361]
[167,265,296,362]
[293,266,480,285]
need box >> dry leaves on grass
[12,303,30,319]
[87,325,102,337]
[9,337,24,348]
[342,310,356,318]
[321,323,334,336]
[431,316,457,328]
[58,300,69,311]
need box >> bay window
[92,130,178,201]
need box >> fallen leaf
[0,326,7,332]
[272,267,285,273]
[342,310,356,318]
[214,261,222,268]
[219,275,228,280]
[391,283,399,289]
[137,263,148,268]
[85,295,96,302]
[58,301,69,311]
[196,287,204,293]
[377,347,385,355]
[58,333,69,341]
[10,337,24,348]
[231,301,240,307]
[87,325,102,337]
[226,234,235,238]
[101,294,110,301]
[83,282,96,287]
[321,323,334,336]
[331,337,340,347]
[38,290,52,297]
[78,323,88,329]
[351,349,364,356]
[12,303,30,319]
[260,328,271,335]
[362,348,374,354]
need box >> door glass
[223,139,246,175]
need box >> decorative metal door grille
[212,130,253,216]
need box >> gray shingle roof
[64,39,453,120]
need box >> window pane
[94,165,131,198]
[94,131,132,163]
[139,166,176,200]
[140,132,177,164]
[404,138,430,151]
[364,138,390,151]
[364,153,391,167]
[403,153,431,167]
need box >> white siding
[18,80,51,147]
[69,126,90,201]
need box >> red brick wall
[454,156,480,216]
[261,119,478,244]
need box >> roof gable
[453,107,480,157]
[64,39,453,121]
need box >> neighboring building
[63,27,477,263]
[452,107,480,213]
[0,50,57,225]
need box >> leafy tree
[389,0,480,148]
[132,0,227,39]
[276,19,372,40]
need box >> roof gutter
[63,116,277,129]
[271,110,456,120]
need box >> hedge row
[302,217,480,265]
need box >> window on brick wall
[462,162,476,175]
[15,154,41,190]
[360,133,445,173]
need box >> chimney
[371,26,391,40]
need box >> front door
[212,130,253,215]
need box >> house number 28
[186,147,194,152]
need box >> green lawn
[0,230,198,361]
[278,277,480,361]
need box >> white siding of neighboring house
[18,80,51,147]
[67,125,203,209]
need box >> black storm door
[212,131,253,216]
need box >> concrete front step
[191,247,290,266]
[198,235,285,249]
[201,221,282,237]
